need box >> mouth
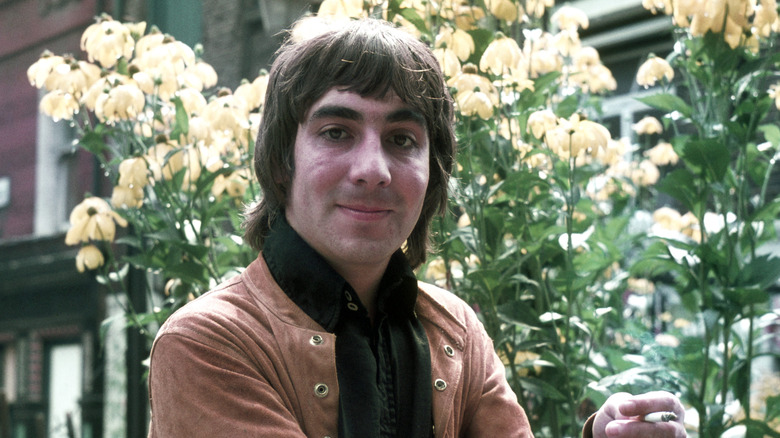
[338,204,392,220]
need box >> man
[147,17,686,437]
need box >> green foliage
[34,3,780,437]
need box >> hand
[592,391,686,438]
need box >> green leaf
[518,376,567,400]
[555,94,579,119]
[637,93,693,118]
[759,124,780,147]
[397,8,427,35]
[737,255,780,290]
[167,261,208,284]
[79,125,108,155]
[497,300,541,331]
[678,138,730,182]
[168,97,189,141]
[767,394,780,422]
[656,169,702,215]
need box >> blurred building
[0,1,316,436]
[3,1,774,437]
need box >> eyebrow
[308,105,427,129]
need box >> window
[45,342,83,438]
[33,92,78,236]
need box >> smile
[339,204,392,220]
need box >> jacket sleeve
[147,332,307,438]
[460,308,533,437]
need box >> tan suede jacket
[147,254,532,437]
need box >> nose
[349,135,391,187]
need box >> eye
[321,127,349,141]
[390,133,418,149]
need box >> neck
[334,262,386,321]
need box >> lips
[338,204,392,220]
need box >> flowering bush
[629,0,780,435]
[28,14,266,326]
[29,0,780,436]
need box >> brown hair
[243,17,456,269]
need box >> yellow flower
[652,206,683,231]
[131,63,180,101]
[27,51,65,89]
[65,197,128,245]
[628,277,656,294]
[433,47,463,78]
[146,140,184,181]
[769,83,780,110]
[451,4,486,30]
[552,29,581,57]
[484,0,522,22]
[580,64,618,93]
[497,349,542,375]
[179,60,218,91]
[551,5,589,32]
[118,157,150,188]
[636,55,674,88]
[632,116,664,135]
[574,119,611,157]
[434,25,475,62]
[183,116,212,144]
[94,83,146,124]
[317,0,366,18]
[527,47,562,77]
[527,109,557,139]
[644,141,679,166]
[680,211,701,242]
[110,184,144,209]
[203,91,251,141]
[479,33,524,75]
[544,115,611,159]
[526,0,554,18]
[457,213,471,227]
[135,35,195,74]
[175,87,208,117]
[43,57,101,98]
[571,45,600,69]
[39,90,80,122]
[82,73,130,111]
[76,245,105,273]
[447,65,499,118]
[455,89,495,119]
[447,64,495,94]
[424,257,448,284]
[642,0,673,14]
[754,0,780,38]
[80,16,136,68]
[655,333,680,347]
[631,159,661,186]
[234,72,269,112]
[684,0,752,48]
[212,167,252,198]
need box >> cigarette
[643,411,677,423]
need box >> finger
[618,392,683,418]
[605,419,687,438]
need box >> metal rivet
[347,302,359,311]
[344,290,353,301]
[434,379,447,391]
[314,383,329,397]
[444,345,455,357]
[310,335,323,345]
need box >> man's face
[285,88,430,276]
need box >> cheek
[406,164,430,207]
